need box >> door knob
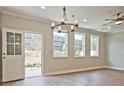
[3,53,6,59]
[3,56,6,59]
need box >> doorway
[25,32,42,78]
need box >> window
[74,32,85,57]
[53,30,68,57]
[90,35,99,56]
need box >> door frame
[2,28,45,82]
[24,30,45,77]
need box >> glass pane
[74,32,85,57]
[7,44,14,55]
[7,32,14,43]
[53,31,68,57]
[15,33,22,45]
[90,35,99,56]
[15,45,22,55]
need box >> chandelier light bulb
[75,20,78,27]
[71,25,75,32]
[115,20,122,25]
[58,26,62,33]
[58,26,61,30]
[51,22,55,27]
[71,25,74,30]
[61,18,64,24]
[75,20,78,24]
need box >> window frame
[90,34,100,57]
[74,32,86,57]
[53,30,68,58]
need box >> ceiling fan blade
[107,12,123,18]
[102,21,114,26]
[105,19,116,21]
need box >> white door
[2,28,24,82]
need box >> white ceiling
[1,6,124,32]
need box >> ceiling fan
[102,12,124,26]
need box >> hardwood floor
[1,69,124,86]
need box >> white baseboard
[45,66,106,75]
[106,66,124,71]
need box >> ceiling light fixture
[41,6,46,10]
[83,18,88,22]
[107,26,111,29]
[51,6,78,33]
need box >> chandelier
[51,6,78,33]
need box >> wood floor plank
[1,69,124,86]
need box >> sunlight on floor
[25,67,41,78]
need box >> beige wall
[0,14,2,81]
[0,13,1,27]
[0,29,2,81]
[105,32,124,68]
[1,13,106,75]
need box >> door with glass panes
[2,28,24,82]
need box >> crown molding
[105,30,124,35]
[1,10,52,24]
[110,30,124,33]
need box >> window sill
[53,56,69,59]
[74,56,86,58]
[90,56,100,58]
